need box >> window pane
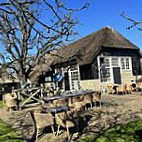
[70,65,78,71]
[71,71,79,90]
[100,67,111,82]
[106,68,111,81]
[104,58,110,67]
[45,77,52,82]
[126,58,130,69]
[112,58,118,66]
[121,58,125,70]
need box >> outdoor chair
[92,91,102,108]
[82,94,92,109]
[106,84,114,94]
[116,85,126,94]
[51,98,68,108]
[3,93,18,111]
[125,84,132,94]
[136,82,142,91]
[46,87,54,97]
[30,112,55,141]
[69,96,84,112]
[55,112,75,140]
[49,100,58,107]
[71,96,83,103]
[69,101,84,112]
[55,98,69,107]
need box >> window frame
[98,56,132,84]
[120,57,131,71]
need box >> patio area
[0,92,142,141]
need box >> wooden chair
[50,98,68,108]
[106,84,114,94]
[55,112,75,140]
[92,91,102,108]
[125,84,132,94]
[116,85,126,94]
[3,93,18,111]
[30,112,55,141]
[69,96,84,112]
[55,98,68,107]
[136,82,142,91]
[82,94,92,109]
[69,102,84,112]
[72,96,82,104]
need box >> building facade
[48,26,142,91]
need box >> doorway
[64,72,70,90]
[113,67,122,84]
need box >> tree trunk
[18,67,28,88]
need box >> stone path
[0,93,142,142]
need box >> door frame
[55,64,80,90]
[112,67,122,85]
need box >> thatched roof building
[51,26,142,90]
[54,26,141,66]
[30,26,142,91]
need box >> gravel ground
[0,92,142,142]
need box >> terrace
[1,90,142,141]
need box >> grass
[0,101,4,109]
[0,119,23,142]
[80,120,142,142]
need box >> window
[99,56,131,83]
[57,64,80,90]
[71,71,80,90]
[126,58,130,69]
[112,58,119,66]
[100,68,111,82]
[104,58,110,67]
[120,58,130,70]
[70,65,78,71]
[45,77,52,82]
[121,58,125,70]
[100,57,111,82]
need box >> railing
[12,87,44,109]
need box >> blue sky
[1,0,142,55]
[64,0,142,50]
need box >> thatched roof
[29,26,141,81]
[54,26,141,65]
[29,53,56,82]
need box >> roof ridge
[54,26,140,65]
[60,26,113,48]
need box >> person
[47,83,55,97]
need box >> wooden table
[42,90,95,102]
[42,106,69,113]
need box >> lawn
[0,119,23,142]
[0,101,4,109]
[80,120,142,142]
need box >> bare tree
[121,12,142,30]
[0,0,89,86]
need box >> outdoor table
[42,106,69,114]
[42,90,95,102]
